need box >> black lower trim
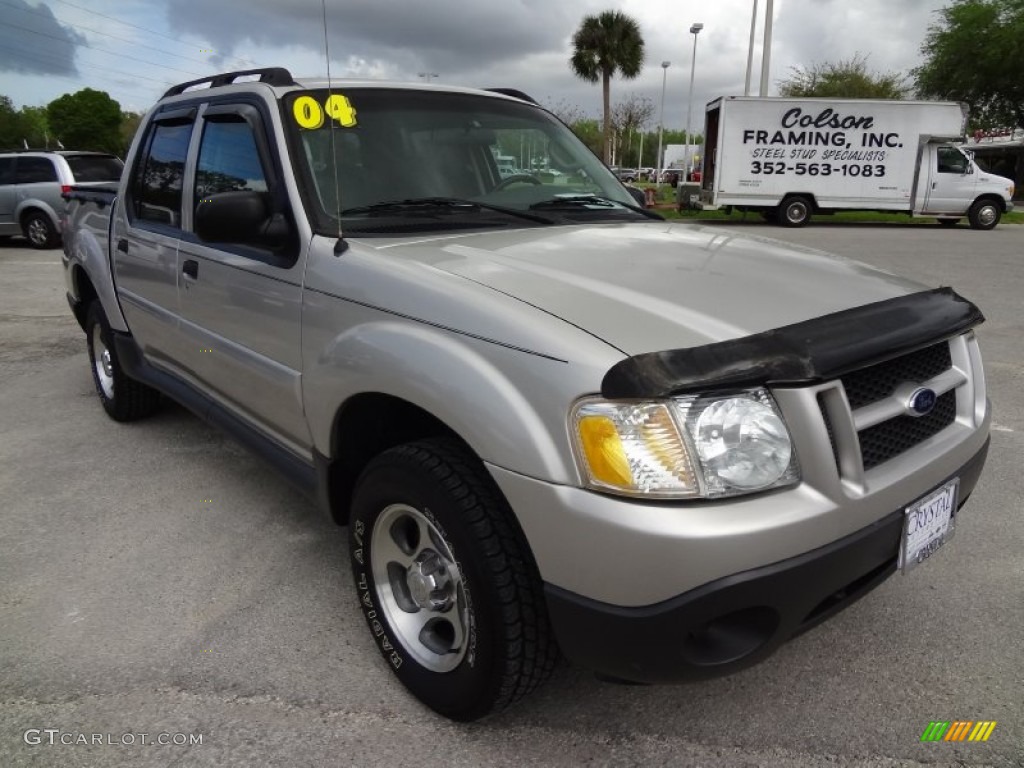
[601,288,984,398]
[66,292,86,331]
[112,332,318,497]
[545,437,989,684]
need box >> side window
[937,147,967,175]
[132,121,193,228]
[15,157,58,183]
[0,157,14,186]
[195,119,268,208]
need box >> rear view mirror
[195,191,290,247]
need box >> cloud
[166,0,604,74]
[0,0,86,76]
[158,0,949,130]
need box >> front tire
[967,199,1001,230]
[23,211,58,249]
[349,438,557,720]
[779,195,812,227]
[85,302,161,422]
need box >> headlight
[571,388,799,499]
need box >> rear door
[113,107,196,366]
[13,155,61,224]
[174,101,311,454]
[923,145,976,214]
[0,157,15,235]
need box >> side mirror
[195,191,290,247]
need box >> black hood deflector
[601,288,984,399]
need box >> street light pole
[656,61,670,187]
[684,23,704,182]
[745,0,758,96]
[759,0,774,96]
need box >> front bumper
[542,438,989,684]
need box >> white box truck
[700,96,1015,229]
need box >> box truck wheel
[779,196,812,227]
[967,199,1001,230]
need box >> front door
[174,102,311,455]
[924,145,976,214]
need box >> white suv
[0,151,123,248]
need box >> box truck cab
[700,96,1015,229]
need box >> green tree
[119,111,144,155]
[568,118,602,156]
[0,95,27,149]
[46,88,122,153]
[19,106,50,148]
[570,10,645,163]
[611,93,654,165]
[915,0,1024,128]
[779,54,909,99]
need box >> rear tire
[349,438,558,720]
[779,195,812,227]
[937,218,960,228]
[23,211,58,249]
[85,302,161,422]
[967,199,1000,230]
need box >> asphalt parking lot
[1,222,1022,768]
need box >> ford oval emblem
[907,387,937,417]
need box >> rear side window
[65,154,123,182]
[131,121,192,228]
[0,157,14,185]
[16,157,58,183]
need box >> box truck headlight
[571,388,799,499]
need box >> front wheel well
[322,393,466,525]
[973,194,1007,212]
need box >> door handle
[117,239,129,253]
[932,182,937,189]
[182,259,199,279]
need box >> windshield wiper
[340,197,553,224]
[529,194,661,219]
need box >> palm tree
[570,11,645,164]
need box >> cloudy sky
[1,0,948,128]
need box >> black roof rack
[162,67,296,99]
[486,88,538,105]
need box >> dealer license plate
[899,478,959,573]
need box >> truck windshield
[283,88,641,234]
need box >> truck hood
[371,222,924,355]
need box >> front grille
[858,390,957,470]
[841,342,952,410]
[815,338,967,476]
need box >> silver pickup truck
[62,68,991,721]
